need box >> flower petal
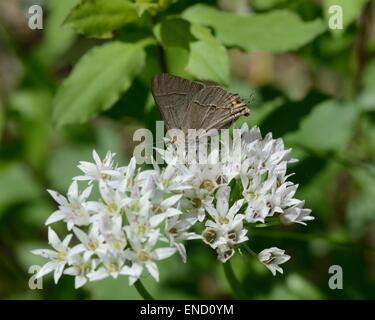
[67,180,79,199]
[145,261,159,282]
[36,261,59,278]
[53,262,65,283]
[152,247,176,260]
[45,211,65,225]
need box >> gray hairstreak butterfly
[151,73,250,134]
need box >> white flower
[216,244,235,263]
[46,181,92,230]
[87,182,126,217]
[241,172,274,201]
[181,161,223,222]
[261,189,284,217]
[98,215,127,252]
[239,127,294,176]
[64,254,97,288]
[245,199,270,223]
[180,191,213,222]
[75,150,120,185]
[150,192,183,222]
[164,214,200,262]
[241,124,262,144]
[123,184,152,215]
[258,247,290,276]
[125,213,159,242]
[149,160,192,193]
[203,186,247,252]
[118,157,137,192]
[221,129,243,182]
[280,201,314,225]
[275,182,300,209]
[188,163,222,197]
[122,233,176,285]
[88,251,127,281]
[31,227,72,283]
[70,226,105,260]
[124,198,163,242]
[32,124,313,288]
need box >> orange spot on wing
[231,99,242,108]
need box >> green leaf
[134,0,158,17]
[183,5,326,52]
[323,0,369,34]
[10,90,53,170]
[160,18,196,49]
[65,0,139,38]
[53,41,146,127]
[10,90,51,120]
[35,0,78,63]
[286,100,360,153]
[0,163,41,215]
[165,46,191,78]
[134,0,177,17]
[251,0,286,10]
[186,24,229,84]
[348,166,375,235]
[157,17,229,83]
[358,90,375,112]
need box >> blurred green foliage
[1,0,375,299]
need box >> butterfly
[151,73,250,134]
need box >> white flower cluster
[32,124,313,288]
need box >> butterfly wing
[182,86,249,132]
[151,74,204,130]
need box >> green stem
[242,243,258,259]
[242,243,268,270]
[134,280,154,300]
[223,260,247,299]
[252,219,281,228]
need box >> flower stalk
[223,260,248,299]
[134,280,154,300]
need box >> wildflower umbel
[32,124,313,288]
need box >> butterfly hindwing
[182,86,249,132]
